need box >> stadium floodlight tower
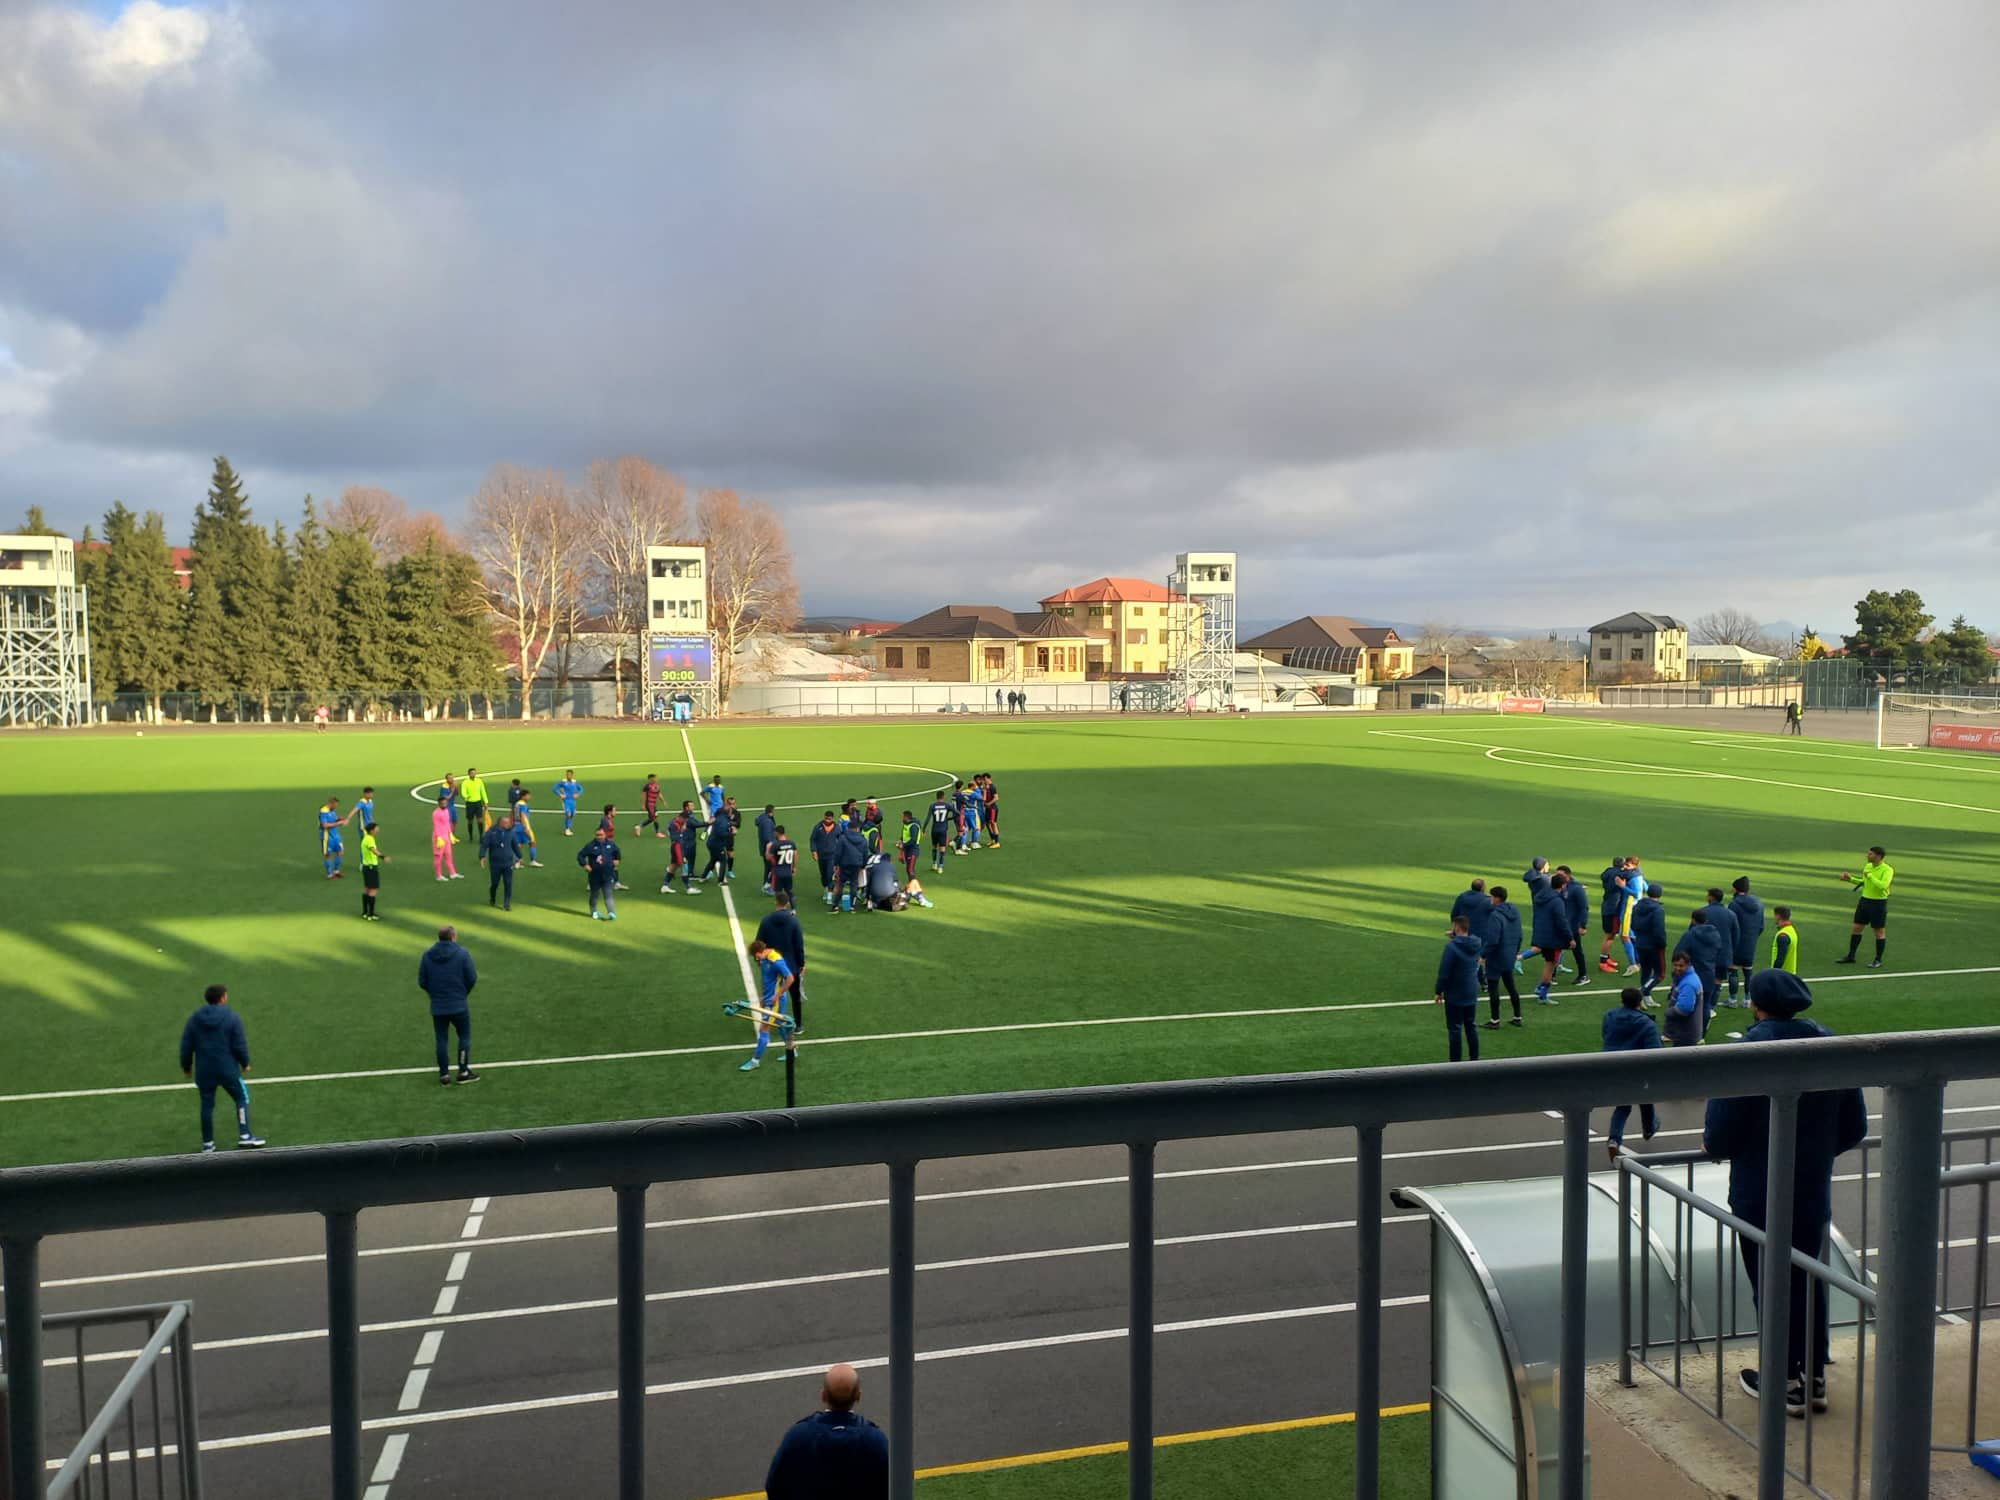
[1169,551,1236,712]
[0,532,92,727]
[643,543,718,718]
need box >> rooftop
[1038,576,1185,606]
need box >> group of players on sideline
[1433,845,1898,1061]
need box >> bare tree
[1692,607,1782,655]
[1412,620,1470,660]
[466,464,578,717]
[327,486,451,565]
[581,456,689,710]
[697,487,799,705]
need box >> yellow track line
[698,1401,1431,1498]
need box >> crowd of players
[1435,847,1897,1062]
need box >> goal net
[1877,693,2000,753]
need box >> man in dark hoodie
[1448,877,1488,932]
[1630,884,1669,1002]
[1601,987,1661,1160]
[1434,914,1486,1061]
[1727,876,1766,1006]
[1674,908,1727,1031]
[810,811,840,904]
[179,984,267,1152]
[1481,885,1525,1028]
[417,924,480,1086]
[1702,889,1743,1010]
[1556,865,1593,985]
[831,817,870,913]
[764,1363,888,1498]
[1530,871,1575,1006]
[1704,970,1867,1418]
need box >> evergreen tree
[285,498,343,703]
[75,518,113,700]
[189,456,254,689]
[328,528,395,714]
[442,550,506,716]
[388,537,458,714]
[181,576,231,720]
[230,521,285,718]
[1934,615,1991,681]
[121,512,186,721]
[13,505,64,536]
[89,504,139,698]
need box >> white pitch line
[1684,738,2000,778]
[54,1295,1437,1465]
[403,756,956,810]
[680,726,761,1021]
[8,964,1993,1108]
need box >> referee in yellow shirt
[1837,845,1894,968]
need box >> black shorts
[930,829,948,847]
[363,865,381,891]
[464,801,486,825]
[1601,911,1622,936]
[1853,896,1888,928]
[774,872,794,894]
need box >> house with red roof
[1035,576,1194,678]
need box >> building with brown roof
[1036,576,1195,678]
[870,605,1092,683]
[1239,616,1415,684]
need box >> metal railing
[0,1304,200,1500]
[1616,1127,2000,1498]
[4,1029,1997,1500]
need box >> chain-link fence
[92,684,644,724]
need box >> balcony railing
[3,1029,1997,1500]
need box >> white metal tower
[1169,551,1236,711]
[0,534,92,727]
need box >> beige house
[1036,576,1194,677]
[871,605,1092,682]
[1239,616,1416,685]
[1588,612,1688,683]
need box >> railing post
[174,1304,204,1500]
[1755,1095,1798,1500]
[1354,1125,1384,1500]
[888,1162,917,1500]
[1129,1141,1156,1500]
[325,1212,363,1500]
[1558,1110,1590,1500]
[2,1237,41,1500]
[1616,1162,1633,1387]
[1872,1081,1944,1496]
[616,1184,647,1500]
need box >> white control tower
[1169,551,1235,712]
[0,533,92,727]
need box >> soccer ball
[135,730,144,737]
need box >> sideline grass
[3,714,1996,1165]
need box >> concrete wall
[728,680,1120,716]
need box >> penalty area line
[4,966,1998,1107]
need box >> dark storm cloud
[3,0,1998,627]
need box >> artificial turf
[3,712,1997,1166]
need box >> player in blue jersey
[739,938,795,1071]
[1620,859,1648,973]
[554,772,584,835]
[704,774,727,822]
[354,787,376,832]
[511,788,543,866]
[318,797,346,879]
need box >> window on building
[1629,648,1645,662]
[1069,648,1080,671]
[983,647,1005,671]
[884,647,904,668]
[652,599,665,620]
[1036,647,1051,671]
[1599,648,1612,661]
[916,647,930,669]
[1126,629,1147,645]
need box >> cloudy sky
[3,1,1997,632]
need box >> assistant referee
[1837,845,1894,968]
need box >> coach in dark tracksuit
[179,985,265,1151]
[756,895,808,1033]
[1521,858,1553,901]
[1530,878,1574,1002]
[1559,868,1592,983]
[809,815,839,904]
[1449,879,1488,931]
[1673,910,1727,1033]
[755,806,779,891]
[1702,890,1742,1008]
[1727,877,1766,1004]
[1481,887,1524,1026]
[1704,971,1867,1409]
[1631,886,1669,999]
[1435,918,1486,1061]
[480,815,519,910]
[832,822,870,912]
[417,925,479,1085]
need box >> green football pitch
[3,712,1997,1167]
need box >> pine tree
[388,538,458,715]
[328,528,395,716]
[122,512,186,721]
[231,521,285,718]
[188,456,253,692]
[13,505,64,536]
[181,576,231,720]
[285,498,343,705]
[443,550,505,717]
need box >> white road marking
[414,1330,444,1366]
[459,1216,483,1240]
[431,1286,459,1317]
[8,962,1991,1106]
[445,1252,471,1283]
[53,1294,1437,1465]
[680,726,760,1021]
[396,1368,430,1411]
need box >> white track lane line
[42,1100,2000,1295]
[680,725,761,1026]
[7,963,1992,1106]
[52,1295,1438,1467]
[365,1198,488,1497]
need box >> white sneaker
[660,884,673,894]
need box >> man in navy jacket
[1481,886,1524,1028]
[1600,987,1661,1158]
[417,925,479,1085]
[1704,971,1867,1416]
[1674,909,1727,1032]
[764,1364,887,1498]
[1702,889,1743,1009]
[1448,878,1489,931]
[1434,916,1486,1062]
[1630,885,1669,1001]
[1727,876,1767,1006]
[1530,873,1575,1006]
[179,984,266,1151]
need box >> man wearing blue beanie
[1703,970,1867,1420]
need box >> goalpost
[1876,692,2000,753]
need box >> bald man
[764,1362,888,1498]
